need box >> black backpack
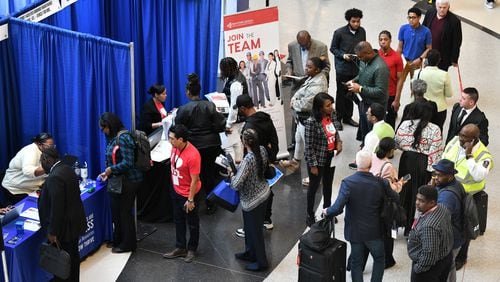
[117,130,152,172]
[445,186,480,240]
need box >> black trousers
[411,252,452,282]
[53,239,80,282]
[172,191,200,251]
[242,198,269,268]
[198,145,223,206]
[1,185,28,205]
[357,101,373,143]
[385,95,397,129]
[109,180,139,251]
[306,155,335,217]
[264,189,274,222]
[335,73,357,122]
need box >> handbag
[379,178,407,231]
[39,242,71,279]
[207,180,240,212]
[106,175,123,194]
[264,164,277,179]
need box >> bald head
[297,30,312,50]
[461,124,480,139]
[354,41,376,62]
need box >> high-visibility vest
[443,137,494,193]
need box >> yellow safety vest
[443,137,493,193]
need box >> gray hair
[356,151,372,170]
[436,0,451,5]
[412,79,427,97]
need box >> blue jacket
[326,171,399,243]
[437,180,465,249]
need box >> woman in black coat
[139,84,167,136]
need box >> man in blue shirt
[432,159,465,282]
[394,7,432,112]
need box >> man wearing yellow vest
[442,124,493,270]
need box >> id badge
[391,228,398,239]
[172,170,180,186]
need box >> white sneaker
[485,1,495,8]
[302,177,309,186]
[235,228,245,238]
[263,221,274,230]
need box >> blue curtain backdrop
[0,23,22,170]
[7,18,132,176]
[43,0,222,111]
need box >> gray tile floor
[81,0,500,281]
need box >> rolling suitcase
[474,190,488,235]
[298,238,347,282]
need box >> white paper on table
[20,207,40,221]
[205,92,230,114]
[24,219,41,232]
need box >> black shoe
[336,122,343,131]
[385,260,396,269]
[112,247,132,254]
[184,250,196,263]
[455,260,466,270]
[163,248,187,259]
[287,144,295,151]
[348,162,357,170]
[344,118,359,127]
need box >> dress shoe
[385,260,396,269]
[344,118,359,127]
[348,162,357,170]
[163,248,187,259]
[184,250,196,263]
[235,252,255,262]
[112,247,132,254]
[455,260,466,270]
[245,262,268,271]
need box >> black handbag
[107,175,123,194]
[264,164,277,179]
[39,242,71,279]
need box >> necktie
[457,109,467,126]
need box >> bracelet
[187,199,194,203]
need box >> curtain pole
[129,42,136,131]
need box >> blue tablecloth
[1,182,113,282]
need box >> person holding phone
[442,124,493,270]
[163,124,202,263]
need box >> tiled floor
[81,0,500,281]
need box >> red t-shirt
[170,143,202,197]
[379,48,403,97]
[322,117,336,152]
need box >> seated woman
[1,132,55,204]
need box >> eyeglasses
[407,16,418,20]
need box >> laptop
[0,202,25,226]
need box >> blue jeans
[350,239,385,282]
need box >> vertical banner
[223,6,289,159]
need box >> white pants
[221,122,244,163]
[293,122,305,161]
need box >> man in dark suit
[423,0,462,71]
[323,151,400,282]
[446,87,489,146]
[39,148,87,282]
[285,30,330,149]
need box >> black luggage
[298,238,347,282]
[474,190,488,235]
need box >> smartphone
[402,174,412,182]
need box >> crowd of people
[0,1,494,281]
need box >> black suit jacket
[139,98,163,136]
[38,162,87,242]
[446,103,489,146]
[423,8,462,70]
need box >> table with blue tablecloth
[1,181,113,282]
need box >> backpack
[117,130,152,172]
[445,186,480,240]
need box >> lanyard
[173,143,188,169]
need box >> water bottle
[74,161,81,178]
[81,161,88,182]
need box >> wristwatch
[187,199,194,203]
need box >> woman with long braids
[230,128,270,271]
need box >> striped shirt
[407,204,453,273]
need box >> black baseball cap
[233,94,254,109]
